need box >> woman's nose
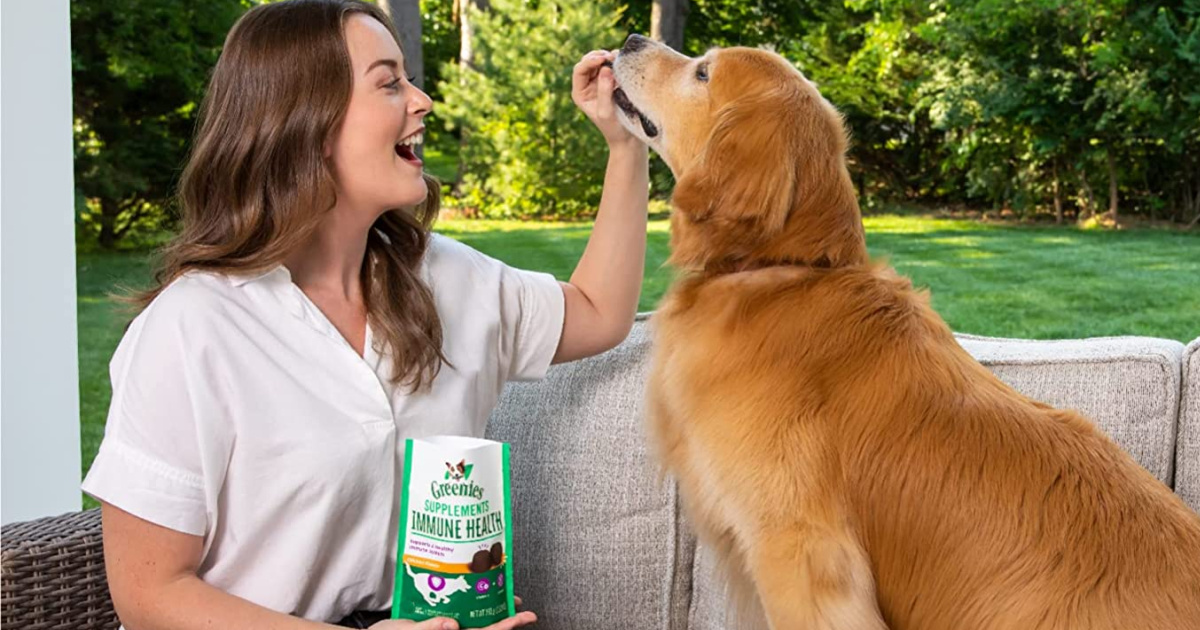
[409,85,432,118]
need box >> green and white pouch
[392,436,515,627]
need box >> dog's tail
[405,562,418,580]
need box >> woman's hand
[368,598,536,630]
[368,613,536,630]
[571,49,639,149]
[368,612,535,630]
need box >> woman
[80,2,648,629]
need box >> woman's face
[328,14,431,215]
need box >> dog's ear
[672,93,800,236]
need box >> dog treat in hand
[392,437,515,627]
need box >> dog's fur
[612,35,1200,629]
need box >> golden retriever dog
[610,34,1200,629]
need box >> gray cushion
[487,315,691,630]
[687,539,770,630]
[689,333,1187,628]
[954,334,1184,484]
[1176,338,1200,513]
[687,541,723,630]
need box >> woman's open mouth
[395,129,424,166]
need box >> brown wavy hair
[137,0,447,391]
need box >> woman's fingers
[572,53,606,94]
[369,617,459,630]
[482,611,538,629]
[570,48,637,145]
[572,50,616,97]
[596,64,615,119]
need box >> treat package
[392,436,515,626]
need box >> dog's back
[652,264,1200,630]
[839,289,1200,629]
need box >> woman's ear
[671,94,798,236]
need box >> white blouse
[81,234,565,622]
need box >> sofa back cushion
[487,316,690,630]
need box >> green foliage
[437,0,624,219]
[618,0,1200,223]
[69,0,1200,228]
[621,1,962,206]
[71,0,248,248]
[419,0,461,148]
[775,1,956,205]
[919,0,1200,221]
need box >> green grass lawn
[76,215,1200,495]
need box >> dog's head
[613,35,867,271]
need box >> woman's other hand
[370,597,536,630]
[369,612,536,630]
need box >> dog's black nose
[623,34,650,54]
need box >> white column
[1,0,83,524]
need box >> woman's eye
[696,64,709,82]
[406,74,417,83]
[385,78,401,90]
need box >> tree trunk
[381,0,424,90]
[1078,165,1096,221]
[651,0,688,52]
[98,197,119,250]
[1052,158,1063,224]
[1187,169,1200,229]
[1106,149,1119,226]
[455,0,490,188]
[458,0,489,71]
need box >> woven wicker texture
[1,508,119,629]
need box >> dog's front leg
[747,525,888,630]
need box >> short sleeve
[82,280,227,536]
[497,264,566,382]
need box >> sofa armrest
[1,508,119,629]
[1176,338,1200,513]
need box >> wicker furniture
[1,508,117,629]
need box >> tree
[381,0,425,90]
[651,0,688,51]
[920,0,1200,224]
[419,0,461,104]
[438,0,624,218]
[456,0,490,70]
[71,0,246,249]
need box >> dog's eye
[696,63,709,83]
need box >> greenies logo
[444,459,473,481]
